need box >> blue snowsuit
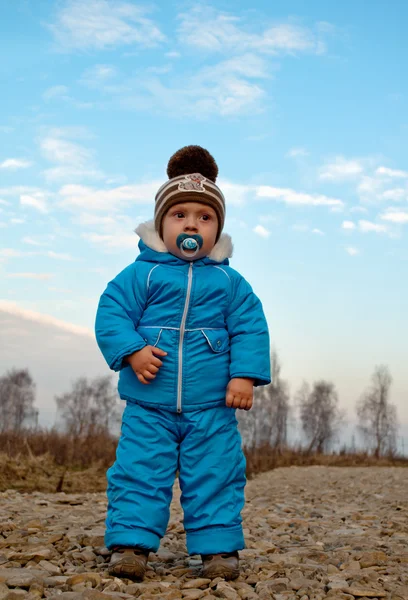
[95,224,271,555]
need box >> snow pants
[105,402,246,555]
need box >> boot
[108,547,149,580]
[201,551,240,580]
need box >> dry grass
[244,443,408,479]
[0,431,406,493]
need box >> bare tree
[357,365,398,457]
[239,349,290,451]
[55,375,121,437]
[0,368,37,432]
[297,379,343,453]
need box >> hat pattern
[178,173,206,193]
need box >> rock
[66,574,101,588]
[48,594,84,600]
[154,548,177,563]
[327,580,349,591]
[358,551,388,568]
[5,592,28,600]
[37,560,61,575]
[347,585,387,597]
[255,580,289,594]
[214,581,239,599]
[0,584,9,600]
[181,590,206,599]
[182,579,212,589]
[43,576,68,587]
[0,570,46,589]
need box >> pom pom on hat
[154,145,225,243]
[167,145,218,182]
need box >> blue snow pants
[105,402,246,555]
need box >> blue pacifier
[176,233,204,257]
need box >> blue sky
[0,1,407,444]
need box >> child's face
[161,202,218,260]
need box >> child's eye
[175,212,184,218]
[201,214,210,221]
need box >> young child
[95,145,270,581]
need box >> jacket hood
[134,220,233,266]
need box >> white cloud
[22,237,49,247]
[350,205,368,213]
[44,166,104,182]
[253,225,270,238]
[346,246,359,256]
[357,175,383,197]
[0,247,74,262]
[219,180,252,207]
[121,54,267,117]
[357,167,408,204]
[0,158,32,170]
[376,166,408,179]
[312,228,324,235]
[381,188,407,202]
[43,85,69,101]
[380,210,408,224]
[342,220,356,230]
[75,213,116,226]
[358,220,388,234]
[0,185,49,198]
[40,131,104,182]
[49,0,165,51]
[0,249,32,258]
[41,135,91,165]
[177,7,324,55]
[82,231,138,250]
[5,273,54,280]
[20,194,48,213]
[47,251,74,261]
[89,8,330,118]
[80,64,118,87]
[319,156,363,181]
[165,51,181,59]
[256,185,343,208]
[0,300,93,338]
[286,147,309,158]
[59,181,159,211]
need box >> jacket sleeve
[226,273,271,387]
[95,262,148,372]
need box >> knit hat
[154,145,225,242]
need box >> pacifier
[176,233,203,258]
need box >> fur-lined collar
[135,220,233,262]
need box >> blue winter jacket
[95,222,271,413]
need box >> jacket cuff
[110,341,147,372]
[230,372,271,387]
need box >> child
[95,145,271,581]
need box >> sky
[0,0,407,447]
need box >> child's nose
[184,217,198,231]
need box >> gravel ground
[0,466,407,600]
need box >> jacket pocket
[201,328,230,353]
[137,326,163,347]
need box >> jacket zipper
[177,262,193,413]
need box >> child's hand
[225,378,254,410]
[126,346,167,385]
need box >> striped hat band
[154,173,225,242]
